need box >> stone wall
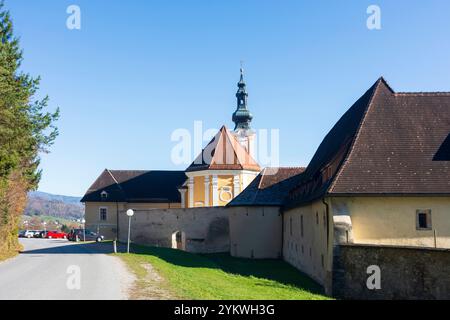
[333,244,450,300]
[118,207,229,253]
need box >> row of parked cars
[19,230,67,239]
[19,229,105,242]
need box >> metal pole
[127,216,131,254]
[434,229,437,248]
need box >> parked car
[22,230,38,238]
[45,230,67,239]
[68,229,104,242]
[34,230,46,238]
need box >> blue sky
[7,0,450,196]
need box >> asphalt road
[0,238,134,300]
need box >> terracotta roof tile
[186,125,261,172]
[286,77,450,208]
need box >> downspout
[322,197,333,297]
[322,198,330,249]
[280,207,284,259]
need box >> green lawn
[117,245,330,300]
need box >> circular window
[219,187,233,203]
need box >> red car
[45,230,67,239]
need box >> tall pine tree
[0,1,59,259]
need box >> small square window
[416,209,432,230]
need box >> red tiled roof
[287,77,450,207]
[186,125,261,172]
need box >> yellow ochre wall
[218,175,234,206]
[331,196,450,248]
[185,171,259,208]
[193,176,205,207]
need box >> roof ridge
[378,76,395,93]
[395,92,450,96]
[257,168,268,189]
[328,78,384,193]
[223,126,242,168]
[106,169,120,185]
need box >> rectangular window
[100,207,107,221]
[300,215,304,238]
[416,209,432,230]
[289,217,293,236]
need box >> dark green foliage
[0,1,59,260]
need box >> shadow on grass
[129,244,325,295]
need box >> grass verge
[117,245,330,300]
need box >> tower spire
[232,67,253,131]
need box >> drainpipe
[322,197,333,297]
[322,198,330,249]
[280,207,284,259]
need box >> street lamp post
[126,209,134,254]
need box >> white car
[23,230,38,238]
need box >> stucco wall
[85,202,181,240]
[333,244,450,300]
[118,207,229,253]
[282,199,333,289]
[85,202,122,240]
[229,206,282,259]
[330,197,450,248]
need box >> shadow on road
[20,240,124,255]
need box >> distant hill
[25,191,84,220]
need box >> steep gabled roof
[186,125,261,172]
[330,81,450,194]
[81,170,187,203]
[286,78,382,207]
[229,167,305,207]
[286,77,450,208]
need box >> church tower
[232,68,256,159]
[180,68,261,209]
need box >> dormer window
[101,191,108,201]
